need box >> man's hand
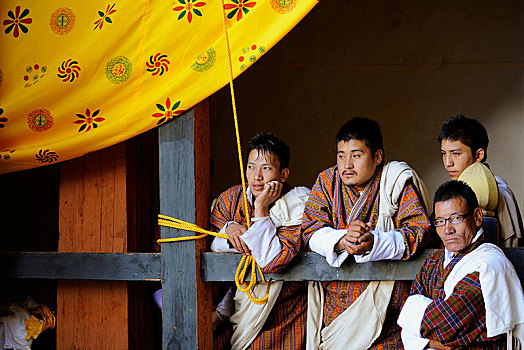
[254,181,283,218]
[428,340,451,350]
[335,220,374,255]
[225,222,250,254]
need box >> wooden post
[58,143,129,350]
[159,100,212,349]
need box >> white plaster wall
[210,0,524,207]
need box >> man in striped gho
[210,132,310,350]
[302,117,431,349]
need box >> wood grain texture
[2,249,523,281]
[194,99,213,350]
[58,143,129,350]
[160,107,215,349]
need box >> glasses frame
[433,212,472,227]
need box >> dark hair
[335,117,384,160]
[247,132,290,169]
[438,115,489,162]
[433,180,479,214]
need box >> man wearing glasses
[398,180,524,349]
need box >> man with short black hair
[398,180,524,349]
[302,117,431,349]
[210,132,310,350]
[438,115,523,247]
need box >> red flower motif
[94,4,116,30]
[152,98,185,125]
[74,108,105,132]
[3,6,32,38]
[224,0,256,21]
[173,0,206,23]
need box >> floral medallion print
[94,4,116,30]
[152,98,185,125]
[35,149,59,163]
[224,0,256,21]
[105,56,132,84]
[24,64,47,88]
[58,59,81,82]
[74,108,105,132]
[191,48,216,72]
[173,0,206,23]
[50,7,75,35]
[270,0,297,14]
[27,109,54,132]
[146,53,170,76]
[238,44,265,70]
[3,6,32,38]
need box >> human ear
[473,207,483,227]
[279,168,290,183]
[374,149,384,165]
[474,148,485,163]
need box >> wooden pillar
[159,99,212,349]
[57,143,129,349]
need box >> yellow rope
[157,215,269,304]
[219,0,251,229]
[156,0,270,305]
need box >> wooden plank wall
[58,143,129,349]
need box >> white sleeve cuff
[309,227,349,267]
[240,216,281,268]
[210,221,238,253]
[354,229,405,263]
[398,294,432,350]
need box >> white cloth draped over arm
[308,227,348,267]
[397,294,432,350]
[241,216,282,268]
[210,218,282,268]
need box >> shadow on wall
[210,0,524,205]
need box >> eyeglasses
[433,213,471,227]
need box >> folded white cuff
[354,229,405,263]
[309,227,348,267]
[210,221,238,253]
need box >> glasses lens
[434,219,445,227]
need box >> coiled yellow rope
[158,215,269,304]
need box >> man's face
[336,140,383,190]
[440,139,483,180]
[435,197,483,252]
[246,149,289,197]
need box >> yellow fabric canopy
[0,0,318,174]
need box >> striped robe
[302,166,430,349]
[411,238,506,349]
[210,184,308,350]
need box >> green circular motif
[105,56,133,84]
[249,55,256,63]
[191,48,216,72]
[34,114,47,127]
[56,14,69,28]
